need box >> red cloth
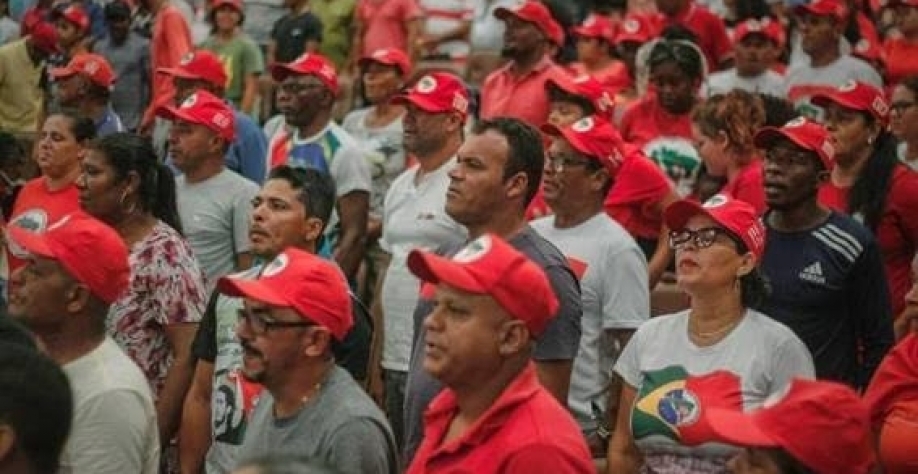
[569,61,632,95]
[6,178,81,273]
[480,55,571,128]
[142,5,192,128]
[864,334,918,474]
[604,147,674,239]
[721,160,766,216]
[619,95,694,149]
[819,166,918,316]
[651,1,731,70]
[356,0,422,58]
[406,363,593,474]
[883,37,918,87]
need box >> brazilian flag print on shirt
[632,367,744,447]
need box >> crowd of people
[0,0,917,473]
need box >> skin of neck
[450,355,529,426]
[768,196,828,232]
[45,165,82,191]
[582,53,613,70]
[551,195,603,229]
[809,42,841,68]
[906,138,918,161]
[687,284,745,331]
[79,100,109,123]
[39,323,106,366]
[270,357,334,418]
[831,146,871,187]
[112,211,159,247]
[416,135,462,174]
[295,112,332,140]
[182,155,225,183]
[465,205,528,242]
[511,45,548,75]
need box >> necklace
[300,380,323,406]
[688,314,743,341]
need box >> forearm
[179,364,213,474]
[157,353,196,443]
[334,227,366,278]
[240,76,259,115]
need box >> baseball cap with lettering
[545,74,615,119]
[754,117,835,170]
[664,194,767,260]
[541,116,625,177]
[158,50,229,90]
[572,13,616,43]
[407,234,560,337]
[270,52,339,96]
[218,248,353,341]
[51,53,116,88]
[155,90,236,141]
[733,17,785,46]
[495,0,565,46]
[358,48,412,76]
[391,72,470,119]
[812,80,889,124]
[794,0,849,21]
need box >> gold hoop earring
[119,188,138,215]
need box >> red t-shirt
[721,159,766,215]
[604,148,675,240]
[142,5,192,128]
[884,37,918,87]
[864,334,918,474]
[406,363,594,474]
[569,61,632,95]
[652,2,732,70]
[357,0,422,58]
[6,178,81,273]
[819,166,918,316]
[481,55,571,128]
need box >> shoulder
[633,310,687,338]
[742,309,806,343]
[812,213,875,261]
[889,166,918,204]
[514,227,568,268]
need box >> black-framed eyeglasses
[668,227,737,251]
[546,153,598,173]
[237,308,316,335]
[890,101,916,115]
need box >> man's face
[249,178,321,259]
[734,34,773,77]
[106,16,130,43]
[422,284,518,386]
[54,20,81,48]
[235,300,320,386]
[799,13,839,56]
[276,75,332,128]
[501,16,545,58]
[446,131,518,228]
[7,256,77,332]
[651,61,698,115]
[403,103,452,157]
[168,120,220,173]
[54,74,84,107]
[541,138,604,211]
[763,139,825,211]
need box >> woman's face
[890,84,918,142]
[575,36,605,63]
[651,61,699,115]
[693,124,730,177]
[36,115,84,180]
[362,62,402,104]
[76,148,130,221]
[727,448,784,474]
[822,103,876,166]
[672,214,748,294]
[213,5,241,32]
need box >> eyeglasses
[890,101,916,115]
[545,154,597,173]
[764,147,816,168]
[237,308,316,335]
[668,227,737,250]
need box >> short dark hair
[730,237,771,309]
[546,84,597,116]
[649,39,706,81]
[267,166,337,229]
[471,117,544,207]
[53,110,96,143]
[758,94,800,128]
[0,343,72,474]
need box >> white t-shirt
[784,55,883,120]
[420,0,475,58]
[470,0,516,52]
[532,213,649,432]
[60,338,160,474]
[379,160,467,372]
[705,68,785,98]
[341,108,406,218]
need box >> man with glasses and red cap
[534,116,650,457]
[223,248,397,474]
[51,53,125,137]
[480,0,570,128]
[404,234,593,473]
[268,52,372,281]
[755,117,894,389]
[7,213,160,473]
[157,90,260,292]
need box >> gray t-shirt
[341,108,406,219]
[401,225,583,464]
[176,169,259,291]
[614,309,814,473]
[94,33,150,131]
[236,366,398,474]
[784,55,883,120]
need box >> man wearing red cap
[785,0,883,120]
[223,248,397,474]
[402,117,582,464]
[404,234,593,473]
[707,18,785,98]
[534,116,650,456]
[480,0,570,128]
[0,21,58,133]
[51,53,125,137]
[755,117,893,389]
[157,49,269,185]
[7,212,160,473]
[52,3,91,59]
[376,72,468,446]
[268,52,372,280]
[157,90,260,292]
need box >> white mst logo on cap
[838,80,857,92]
[784,117,808,128]
[453,235,492,263]
[180,52,195,65]
[702,194,729,208]
[181,93,198,108]
[261,253,290,277]
[623,19,640,33]
[417,75,438,94]
[571,117,595,132]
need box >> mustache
[241,341,263,359]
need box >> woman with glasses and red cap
[607,194,814,473]
[813,81,918,325]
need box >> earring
[118,188,138,215]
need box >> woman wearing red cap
[201,0,265,115]
[883,0,918,86]
[692,89,767,214]
[607,194,814,474]
[814,81,918,321]
[569,13,631,95]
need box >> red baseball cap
[541,116,625,176]
[546,74,615,119]
[706,379,873,474]
[218,249,353,341]
[51,53,116,88]
[391,72,470,119]
[358,48,412,76]
[211,0,243,13]
[156,90,236,141]
[754,117,835,170]
[270,52,339,96]
[28,21,61,55]
[664,194,767,260]
[795,0,849,21]
[407,234,559,337]
[572,13,616,43]
[495,0,565,46]
[812,80,889,124]
[733,17,784,46]
[54,3,90,32]
[8,212,130,304]
[615,15,653,44]
[158,50,229,90]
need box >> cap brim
[406,250,484,294]
[391,93,450,114]
[269,63,297,82]
[663,199,709,231]
[705,408,781,448]
[571,26,599,38]
[7,226,56,260]
[753,126,813,152]
[539,122,597,163]
[216,277,289,307]
[156,67,203,81]
[49,66,78,79]
[810,92,860,112]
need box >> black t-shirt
[270,12,323,63]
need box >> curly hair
[692,90,766,156]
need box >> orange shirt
[142,4,193,128]
[884,37,918,87]
[6,178,81,273]
[721,160,766,215]
[480,55,571,128]
[604,147,674,240]
[569,61,632,95]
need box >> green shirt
[201,34,265,105]
[310,0,357,69]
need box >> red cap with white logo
[812,80,889,124]
[158,50,229,90]
[733,17,785,46]
[391,72,470,120]
[358,48,412,76]
[794,0,849,21]
[495,0,565,46]
[754,117,835,171]
[541,115,625,177]
[572,13,616,43]
[664,194,767,260]
[51,53,116,88]
[270,53,339,96]
[546,74,615,119]
[155,90,236,142]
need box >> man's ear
[504,172,528,202]
[498,320,531,356]
[302,327,334,358]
